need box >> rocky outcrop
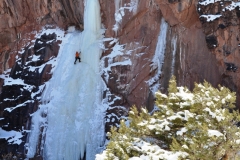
[101,0,163,131]
[0,0,84,73]
[0,2,85,155]
[197,0,240,105]
[0,33,60,158]
[101,0,222,131]
[0,0,85,157]
[1,0,240,158]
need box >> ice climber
[74,51,81,64]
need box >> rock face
[101,0,222,132]
[0,0,240,158]
[197,0,240,105]
[0,0,84,158]
[0,0,84,73]
[0,32,60,158]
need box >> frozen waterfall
[147,18,168,93]
[26,0,106,159]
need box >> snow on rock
[0,26,65,154]
[0,27,65,114]
[199,0,222,6]
[199,0,240,22]
[224,1,240,11]
[101,41,132,82]
[129,0,139,14]
[200,15,222,22]
[3,77,23,86]
[67,26,77,32]
[4,100,34,112]
[113,0,139,33]
[0,128,23,145]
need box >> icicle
[113,0,121,33]
[113,0,139,33]
[81,0,103,73]
[171,37,177,75]
[146,18,168,93]
[129,0,139,14]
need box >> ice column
[81,0,103,72]
[147,18,168,93]
[26,0,105,159]
[171,37,177,75]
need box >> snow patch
[225,1,240,11]
[113,0,139,33]
[0,128,23,145]
[111,138,188,160]
[200,15,222,22]
[199,0,222,6]
[101,41,132,82]
[199,1,240,22]
[176,127,187,136]
[208,130,223,137]
[67,26,76,32]
[4,100,34,112]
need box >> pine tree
[97,77,240,160]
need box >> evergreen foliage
[98,77,240,160]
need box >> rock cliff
[0,0,240,158]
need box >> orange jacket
[75,52,80,57]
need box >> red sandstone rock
[0,0,238,114]
[0,0,84,73]
[1,0,240,157]
[100,0,222,111]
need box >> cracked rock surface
[1,0,240,157]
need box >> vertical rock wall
[100,0,223,132]
[100,0,161,108]
[0,0,240,158]
[0,0,84,158]
[197,0,240,105]
[158,0,222,90]
[0,32,60,159]
[0,0,84,73]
